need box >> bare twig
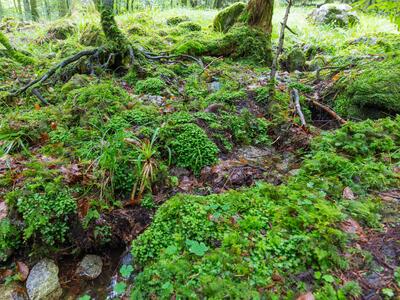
[291,88,306,126]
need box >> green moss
[61,74,90,93]
[135,77,166,95]
[131,117,400,298]
[78,23,103,46]
[177,21,202,32]
[161,123,219,174]
[46,22,75,40]
[213,2,246,32]
[166,15,190,26]
[334,57,400,119]
[0,32,35,65]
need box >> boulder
[26,259,62,300]
[76,255,103,280]
[213,2,246,32]
[78,24,103,46]
[286,48,306,71]
[166,16,190,26]
[46,23,75,40]
[308,4,359,28]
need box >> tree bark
[23,0,30,20]
[59,0,68,17]
[29,0,39,21]
[246,0,274,34]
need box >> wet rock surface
[26,259,62,300]
[0,282,28,300]
[76,255,103,280]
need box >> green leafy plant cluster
[130,117,400,298]
[135,77,166,95]
[161,123,219,174]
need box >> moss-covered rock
[46,22,75,40]
[178,21,202,32]
[334,57,400,119]
[127,24,147,36]
[135,77,166,95]
[308,4,359,28]
[283,48,306,72]
[166,16,190,26]
[61,74,91,93]
[213,2,246,32]
[174,25,272,64]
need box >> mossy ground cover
[0,4,399,299]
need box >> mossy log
[0,31,35,64]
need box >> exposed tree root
[10,48,101,96]
[141,50,204,68]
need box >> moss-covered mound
[131,117,400,299]
[213,2,246,32]
[334,57,400,119]
[174,25,272,64]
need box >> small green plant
[135,77,166,95]
[163,123,219,174]
[114,282,127,295]
[120,264,134,279]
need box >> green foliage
[135,77,166,95]
[0,219,20,261]
[130,117,400,298]
[161,123,218,174]
[16,183,76,245]
[120,264,134,278]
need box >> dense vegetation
[0,0,399,299]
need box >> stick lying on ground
[291,88,306,126]
[307,93,347,125]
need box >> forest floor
[0,4,400,300]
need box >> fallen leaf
[34,103,41,110]
[0,269,13,281]
[50,122,57,130]
[16,261,29,281]
[332,73,341,82]
[297,292,315,300]
[342,186,355,200]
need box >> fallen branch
[10,48,100,96]
[291,88,306,126]
[307,94,347,125]
[31,88,49,106]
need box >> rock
[76,255,103,280]
[213,2,246,32]
[139,95,164,106]
[208,80,221,92]
[127,25,147,36]
[26,259,62,300]
[0,282,28,300]
[61,74,90,93]
[308,4,359,28]
[286,48,306,72]
[236,146,273,163]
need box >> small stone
[26,259,62,300]
[76,255,103,280]
[308,4,359,28]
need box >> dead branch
[10,48,100,96]
[291,88,306,126]
[269,0,293,100]
[307,93,347,125]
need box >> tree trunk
[29,0,39,21]
[23,0,30,20]
[94,0,129,51]
[43,0,51,19]
[17,0,23,18]
[213,0,223,9]
[246,0,274,34]
[59,0,68,17]
[0,0,3,19]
